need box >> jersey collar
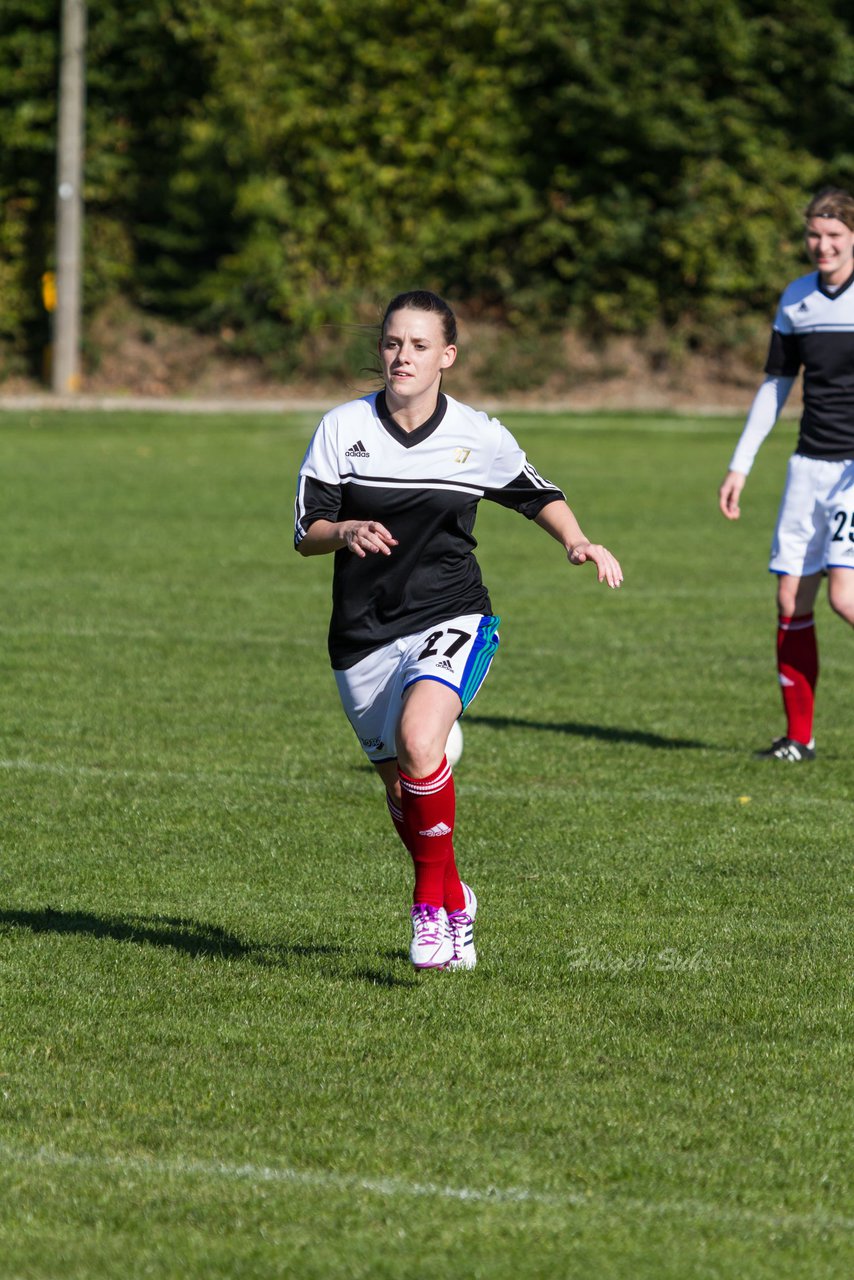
[817,264,854,299]
[375,390,448,448]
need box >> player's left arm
[534,498,623,588]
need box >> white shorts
[334,613,500,763]
[770,454,854,576]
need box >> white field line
[0,757,279,788]
[0,394,758,422]
[0,622,320,647]
[0,394,329,416]
[0,1143,850,1234]
[0,756,848,811]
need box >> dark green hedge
[2,0,854,374]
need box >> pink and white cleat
[409,904,453,969]
[447,883,477,970]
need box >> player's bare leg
[395,679,461,778]
[827,567,854,626]
[776,571,821,619]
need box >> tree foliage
[2,0,854,375]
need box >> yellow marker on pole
[42,271,58,313]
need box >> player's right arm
[718,469,747,520]
[297,519,397,558]
[718,300,800,520]
[718,373,795,519]
[294,415,397,557]
[718,291,800,519]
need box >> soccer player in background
[294,290,622,969]
[719,187,854,761]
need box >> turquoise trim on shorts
[459,614,501,710]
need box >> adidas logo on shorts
[435,659,454,671]
[345,439,370,457]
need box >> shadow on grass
[352,965,418,988]
[0,907,342,968]
[464,713,710,751]
[0,908,426,987]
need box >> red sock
[386,792,411,852]
[443,854,465,915]
[387,786,464,911]
[398,757,457,908]
[777,613,818,745]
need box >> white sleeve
[294,415,343,546]
[728,375,795,475]
[483,420,565,516]
[298,413,340,483]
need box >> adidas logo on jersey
[419,821,452,837]
[345,439,370,457]
[798,301,810,312]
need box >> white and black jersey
[294,391,564,669]
[766,268,854,459]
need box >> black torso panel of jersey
[294,391,565,668]
[765,268,854,459]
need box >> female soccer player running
[719,188,854,761]
[295,291,623,968]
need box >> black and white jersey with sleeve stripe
[764,268,854,460]
[294,390,565,669]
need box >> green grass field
[0,406,851,1278]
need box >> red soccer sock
[398,757,456,908]
[389,779,464,911]
[777,613,818,745]
[443,853,465,915]
[386,791,411,852]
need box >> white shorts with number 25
[770,454,854,576]
[334,613,500,764]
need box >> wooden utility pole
[52,0,86,395]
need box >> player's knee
[776,573,821,618]
[396,725,443,778]
[828,585,854,625]
[776,590,798,618]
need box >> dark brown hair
[805,187,854,231]
[381,291,458,345]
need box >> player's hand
[568,542,623,588]
[719,471,746,520]
[342,520,398,558]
